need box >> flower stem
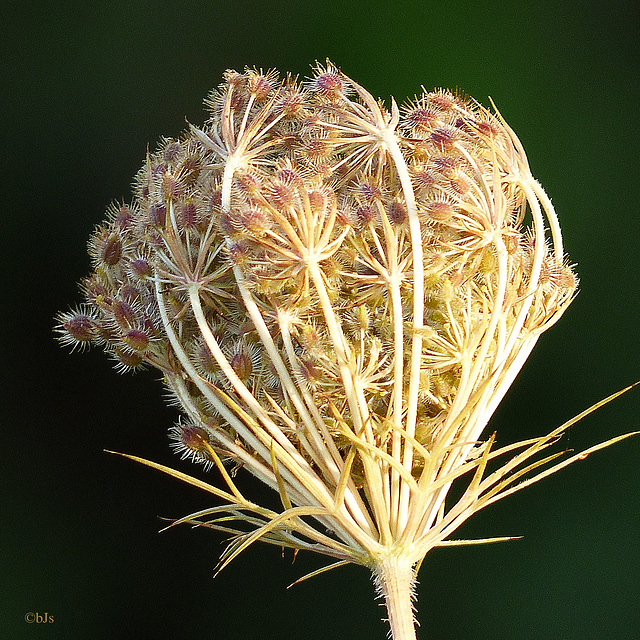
[373,555,418,640]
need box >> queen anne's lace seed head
[57,61,608,640]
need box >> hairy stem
[373,555,418,640]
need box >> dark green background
[2,1,639,638]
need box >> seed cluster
[57,62,576,482]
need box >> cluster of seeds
[57,62,576,485]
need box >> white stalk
[380,128,424,534]
[373,554,418,640]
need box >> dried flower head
[56,61,636,640]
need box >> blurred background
[2,0,639,638]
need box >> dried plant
[56,62,636,639]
